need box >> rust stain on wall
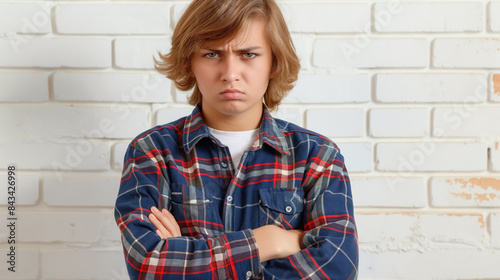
[493,74,500,96]
[449,178,500,191]
[448,178,500,203]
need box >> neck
[201,104,263,131]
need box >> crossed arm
[149,206,303,263]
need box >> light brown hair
[154,0,300,110]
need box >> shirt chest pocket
[258,188,305,230]
[170,184,223,237]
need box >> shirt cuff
[222,229,262,279]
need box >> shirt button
[246,271,252,278]
[285,206,293,213]
[227,196,233,202]
[221,161,228,168]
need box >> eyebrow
[201,46,262,52]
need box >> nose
[220,55,240,83]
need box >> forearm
[252,225,303,263]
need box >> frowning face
[191,19,273,130]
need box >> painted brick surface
[373,2,483,33]
[283,3,370,33]
[433,38,500,68]
[433,107,500,137]
[0,174,39,205]
[369,108,429,137]
[0,38,111,68]
[0,72,49,102]
[357,213,484,244]
[376,73,487,103]
[114,38,171,69]
[0,249,39,279]
[286,74,370,103]
[2,1,499,279]
[491,213,500,245]
[0,3,51,34]
[313,38,428,69]
[491,73,500,102]
[430,177,500,207]
[1,105,149,140]
[377,142,487,172]
[306,108,365,137]
[54,72,171,103]
[351,177,426,207]
[55,4,170,35]
[490,2,500,32]
[492,142,500,171]
[43,174,120,207]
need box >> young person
[114,0,358,279]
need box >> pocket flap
[258,188,304,214]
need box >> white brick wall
[1,0,499,279]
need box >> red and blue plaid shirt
[115,105,358,279]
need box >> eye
[203,52,218,58]
[242,53,257,58]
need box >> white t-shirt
[208,127,259,168]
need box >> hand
[252,225,303,263]
[148,206,182,239]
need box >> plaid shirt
[115,105,358,279]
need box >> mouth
[220,89,245,100]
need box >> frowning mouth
[220,89,245,100]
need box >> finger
[149,212,173,238]
[151,206,179,237]
[162,209,182,237]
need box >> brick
[0,249,39,279]
[351,177,426,207]
[369,108,429,137]
[41,249,126,279]
[155,107,193,126]
[376,73,487,103]
[360,248,500,279]
[492,142,500,171]
[306,108,365,138]
[433,38,500,68]
[114,38,171,69]
[491,213,500,245]
[431,177,500,207]
[112,142,129,171]
[272,107,302,127]
[492,73,500,102]
[282,3,370,33]
[174,87,192,104]
[374,2,483,33]
[172,4,189,28]
[54,72,171,103]
[0,72,49,102]
[376,142,487,172]
[286,74,370,103]
[336,143,372,173]
[0,140,110,171]
[490,2,500,32]
[0,174,39,205]
[433,107,500,137]
[0,3,51,34]
[2,212,108,243]
[291,35,311,70]
[357,213,484,244]
[43,173,120,207]
[1,105,149,140]
[313,38,427,69]
[0,37,111,68]
[55,4,170,35]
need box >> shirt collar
[182,105,290,155]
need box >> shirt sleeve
[114,145,261,279]
[260,149,359,279]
